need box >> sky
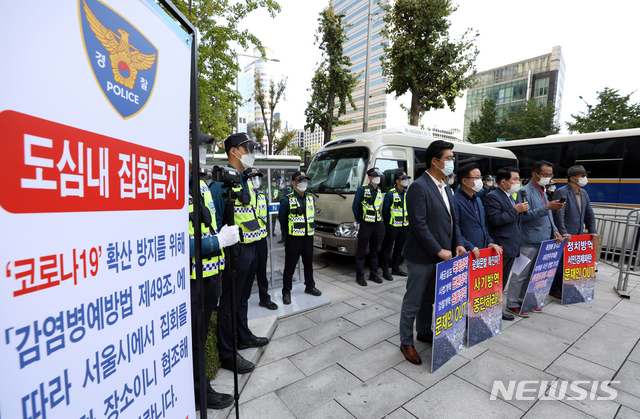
[234,0,640,134]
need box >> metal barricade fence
[592,204,640,298]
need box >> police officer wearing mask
[209,133,269,374]
[244,168,278,311]
[352,167,385,286]
[278,171,322,305]
[380,170,411,281]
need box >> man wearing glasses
[506,160,565,317]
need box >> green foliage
[170,0,281,140]
[205,312,220,379]
[251,124,265,144]
[272,127,297,155]
[501,99,559,140]
[254,73,286,154]
[467,99,501,144]
[567,87,640,133]
[381,0,479,126]
[288,145,305,159]
[304,3,359,145]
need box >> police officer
[188,162,237,410]
[244,167,278,310]
[352,167,384,286]
[380,171,410,281]
[209,133,269,374]
[278,171,322,305]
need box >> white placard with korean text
[0,1,194,418]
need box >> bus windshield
[307,147,369,193]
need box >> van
[306,127,518,256]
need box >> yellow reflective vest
[189,179,224,279]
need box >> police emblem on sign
[79,0,158,119]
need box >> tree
[272,127,297,155]
[381,0,479,126]
[501,99,559,140]
[254,73,287,154]
[467,99,501,144]
[170,0,281,140]
[250,124,265,148]
[304,3,359,145]
[567,87,640,133]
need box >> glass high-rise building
[332,0,389,138]
[238,47,278,139]
[463,46,565,141]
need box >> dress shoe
[391,268,408,277]
[502,312,515,321]
[400,344,422,365]
[305,287,322,296]
[356,277,367,286]
[532,307,543,313]
[237,335,269,350]
[277,239,285,244]
[283,294,291,305]
[195,390,234,410]
[259,300,279,310]
[220,354,255,374]
[382,270,393,281]
[506,306,530,318]
[416,332,433,343]
[369,275,383,284]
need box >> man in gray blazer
[507,161,564,317]
[399,140,466,365]
[549,165,597,299]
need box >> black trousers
[255,238,272,303]
[550,260,564,294]
[217,241,258,361]
[503,257,515,291]
[190,272,220,399]
[379,225,408,271]
[355,221,382,279]
[282,235,315,295]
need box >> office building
[463,46,565,141]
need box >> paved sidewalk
[208,260,640,419]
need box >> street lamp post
[235,52,280,135]
[579,95,590,108]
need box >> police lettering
[106,81,140,104]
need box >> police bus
[306,127,518,256]
[482,128,640,207]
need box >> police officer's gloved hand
[217,225,240,248]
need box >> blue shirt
[459,189,481,223]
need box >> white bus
[306,127,518,256]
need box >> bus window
[622,136,640,179]
[414,148,427,179]
[490,157,518,174]
[557,143,578,178]
[509,145,558,176]
[307,147,369,193]
[375,159,407,192]
[456,153,490,176]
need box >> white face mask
[440,160,454,176]
[547,186,556,193]
[296,181,308,192]
[486,180,494,188]
[577,177,588,187]
[371,177,380,185]
[506,181,520,195]
[400,179,409,187]
[471,179,483,193]
[235,148,255,169]
[536,176,551,187]
[250,177,261,189]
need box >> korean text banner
[521,239,567,314]
[562,235,596,305]
[0,1,195,418]
[432,254,469,373]
[467,248,503,347]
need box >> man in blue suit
[549,165,597,299]
[485,167,529,321]
[399,140,466,365]
[507,161,565,317]
[452,163,508,320]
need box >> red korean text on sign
[0,111,185,213]
[469,247,503,315]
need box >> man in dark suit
[451,163,507,320]
[484,167,529,321]
[549,165,597,299]
[399,140,466,365]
